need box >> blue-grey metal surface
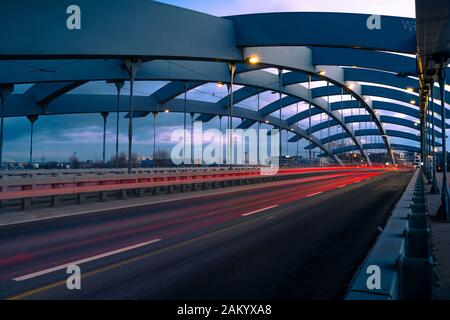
[0,0,449,163]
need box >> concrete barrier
[346,169,435,300]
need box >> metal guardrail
[0,167,363,211]
[0,166,260,179]
[345,169,436,300]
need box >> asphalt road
[0,169,412,300]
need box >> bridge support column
[124,58,141,174]
[152,111,158,167]
[227,63,236,168]
[106,80,124,168]
[183,81,188,165]
[308,75,312,161]
[190,112,194,166]
[26,115,38,169]
[278,68,283,164]
[430,84,439,194]
[420,91,427,176]
[425,100,430,181]
[101,112,109,165]
[0,84,13,169]
[437,56,450,221]
[257,91,260,166]
[219,115,223,165]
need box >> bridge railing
[0,166,367,211]
[345,169,435,300]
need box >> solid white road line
[241,205,279,217]
[13,238,162,281]
[306,191,323,197]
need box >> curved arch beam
[1,94,341,163]
[306,114,443,139]
[1,4,417,59]
[302,129,441,148]
[318,143,421,157]
[217,48,393,161]
[287,98,448,131]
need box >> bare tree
[69,152,80,169]
[154,149,170,167]
[110,152,139,168]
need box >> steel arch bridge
[0,0,449,169]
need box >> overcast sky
[4,1,417,163]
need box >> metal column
[152,111,158,168]
[278,69,283,163]
[430,83,440,194]
[228,63,236,168]
[257,90,260,166]
[190,112,194,165]
[183,81,188,165]
[437,57,450,221]
[107,80,124,168]
[124,59,141,174]
[0,84,13,169]
[308,75,312,161]
[27,115,38,168]
[101,112,109,165]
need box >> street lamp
[247,55,259,64]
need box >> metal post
[27,115,38,169]
[228,63,236,168]
[429,102,433,176]
[308,75,312,161]
[296,102,299,159]
[327,81,331,150]
[101,112,109,165]
[0,84,13,169]
[341,88,345,157]
[183,81,188,165]
[107,80,124,168]
[430,83,439,194]
[257,90,261,166]
[190,113,194,165]
[278,69,283,163]
[420,95,427,174]
[124,59,140,174]
[437,57,450,221]
[219,115,223,165]
[426,93,432,179]
[152,111,158,168]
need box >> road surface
[0,169,412,299]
